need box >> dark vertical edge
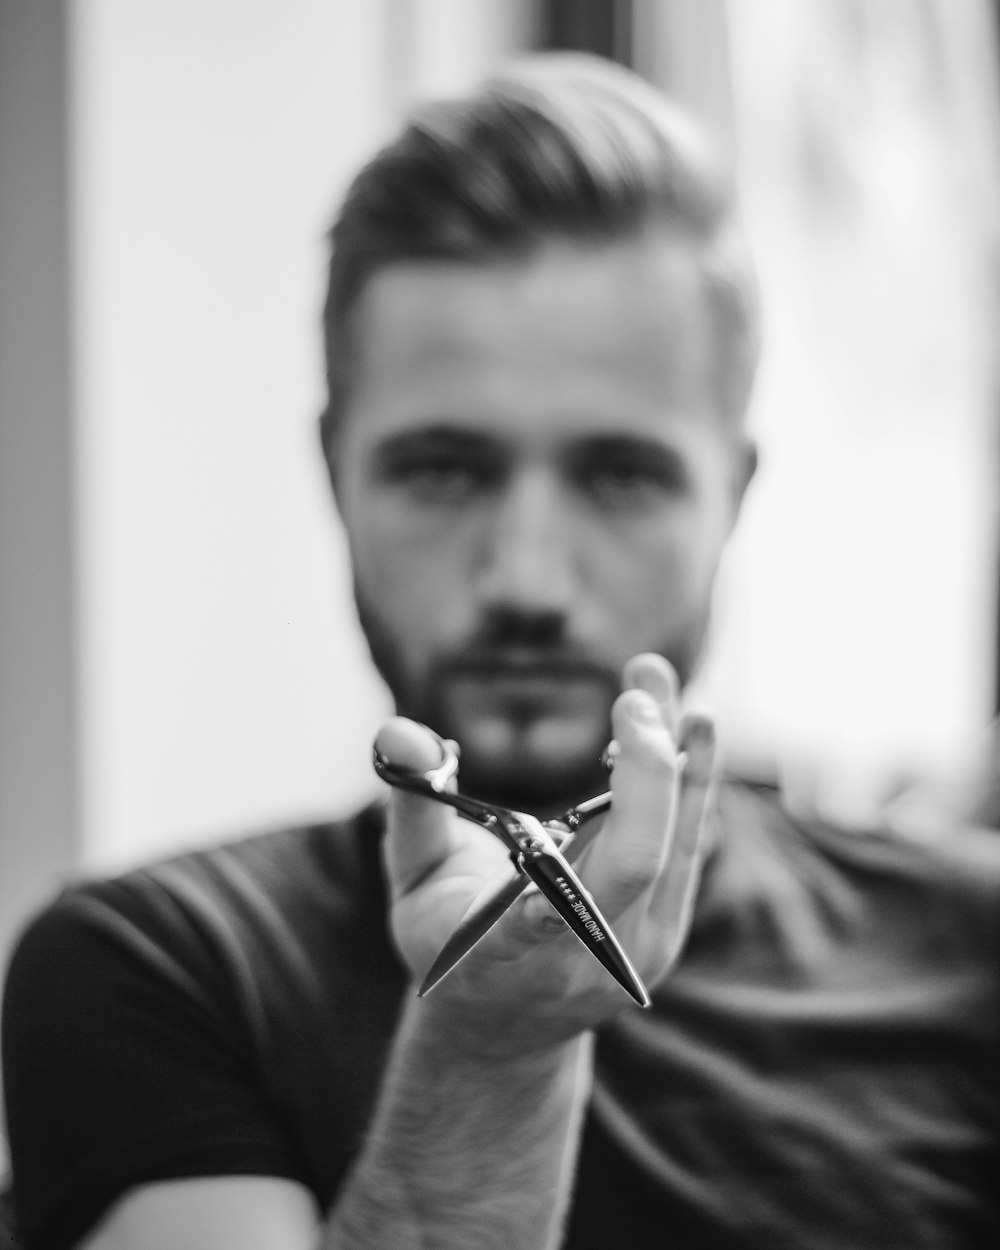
[993,1,1000,726]
[0,0,81,969]
[535,0,636,68]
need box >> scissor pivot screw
[519,836,546,856]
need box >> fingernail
[684,713,715,744]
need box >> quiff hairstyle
[319,53,759,461]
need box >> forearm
[324,993,593,1250]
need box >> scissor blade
[418,869,531,997]
[418,822,578,997]
[520,846,651,1007]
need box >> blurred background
[3,0,1000,986]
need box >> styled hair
[320,53,759,458]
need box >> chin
[445,710,611,811]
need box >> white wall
[71,0,535,870]
[700,0,1000,820]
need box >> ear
[728,435,757,528]
[317,409,341,500]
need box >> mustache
[433,609,613,681]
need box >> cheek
[587,510,724,634]
[346,508,476,642]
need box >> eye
[395,453,485,503]
[578,449,688,510]
[372,435,500,505]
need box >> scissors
[373,735,651,1007]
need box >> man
[4,52,1000,1250]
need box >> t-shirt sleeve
[2,884,306,1250]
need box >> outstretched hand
[376,653,717,1052]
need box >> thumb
[375,717,463,898]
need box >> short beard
[353,582,711,812]
[355,593,601,808]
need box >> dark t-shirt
[3,782,1000,1250]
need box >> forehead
[345,233,718,441]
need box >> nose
[475,467,578,618]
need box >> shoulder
[876,809,1000,903]
[703,777,1000,972]
[714,774,1000,924]
[1,811,388,1250]
[726,772,1000,874]
[4,805,388,1016]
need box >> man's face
[333,233,754,808]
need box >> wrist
[400,981,595,1068]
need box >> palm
[379,654,717,1039]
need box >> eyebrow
[371,424,502,454]
[368,425,691,472]
[366,425,506,474]
[564,435,691,478]
[569,433,682,457]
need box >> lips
[443,653,609,685]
